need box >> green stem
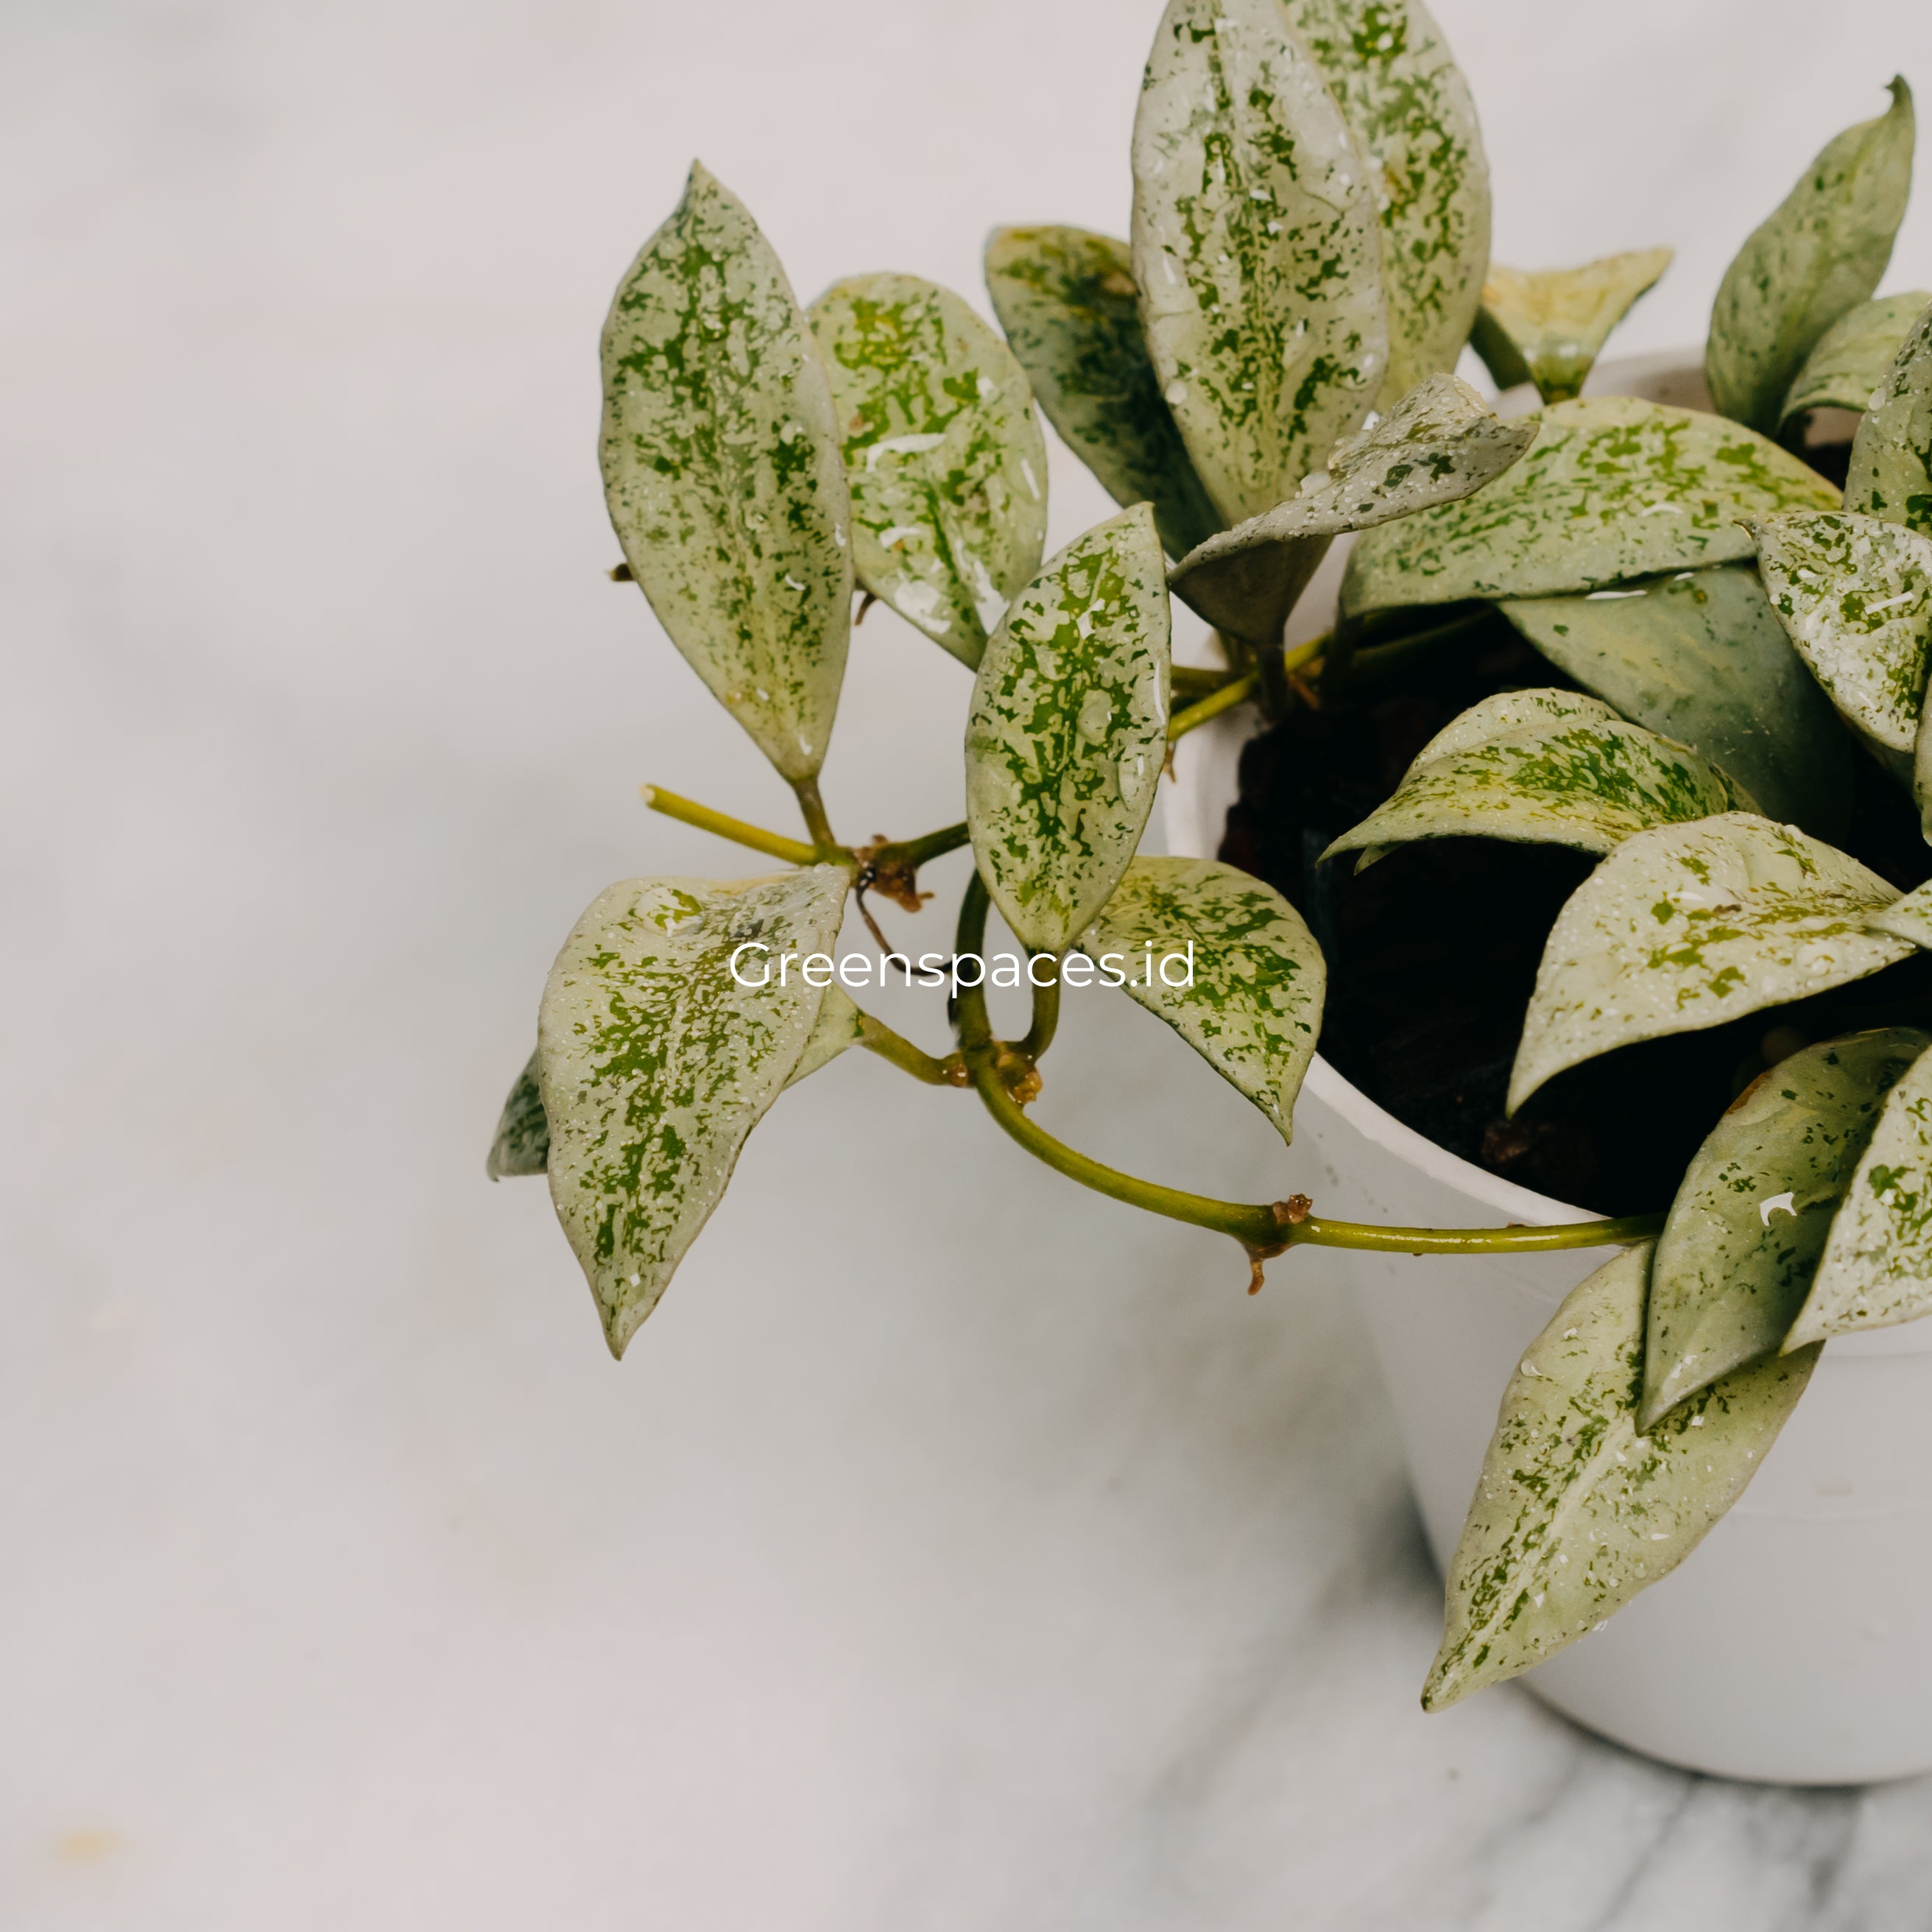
[1168,671,1258,741]
[1017,959,1062,1061]
[856,1013,960,1087]
[1171,664,1237,702]
[791,776,842,859]
[642,786,824,867]
[872,819,970,873]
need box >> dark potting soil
[1219,610,1932,1219]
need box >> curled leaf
[1779,289,1932,434]
[809,273,1048,669]
[1132,0,1386,525]
[1423,1243,1819,1711]
[1869,876,1932,949]
[600,163,852,782]
[1845,296,1932,535]
[1509,813,1910,1115]
[1468,249,1673,406]
[486,1050,549,1179]
[783,984,864,1089]
[983,226,1219,562]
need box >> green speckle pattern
[1132,0,1386,525]
[1423,1243,1819,1711]
[538,867,851,1357]
[1342,396,1840,616]
[965,505,1171,953]
[1643,1028,1928,1425]
[1706,79,1915,434]
[1509,813,1909,1115]
[1469,249,1672,406]
[1846,296,1932,536]
[983,226,1220,562]
[1780,289,1932,431]
[809,273,1047,669]
[486,1049,550,1179]
[1079,856,1326,1145]
[600,164,852,782]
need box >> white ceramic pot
[1163,358,1932,1785]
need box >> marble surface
[7,1,1932,1924]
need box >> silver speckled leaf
[1168,373,1534,646]
[1342,398,1838,617]
[1469,250,1673,406]
[1500,565,1852,840]
[983,227,1220,563]
[486,1049,549,1179]
[1706,80,1915,434]
[1079,857,1325,1144]
[1846,297,1932,535]
[1752,511,1932,755]
[965,505,1171,953]
[1788,1043,1932,1347]
[1780,290,1932,431]
[1643,1029,1928,1426]
[1280,0,1489,406]
[539,867,852,1357]
[809,273,1048,669]
[1132,0,1387,526]
[783,984,864,1089]
[1869,877,1932,949]
[1423,1243,1819,1711]
[1509,814,1909,1115]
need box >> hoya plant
[493,0,1932,1712]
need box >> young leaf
[965,505,1171,953]
[600,163,853,783]
[1643,1028,1929,1426]
[1779,289,1932,433]
[1168,373,1534,646]
[486,1050,549,1179]
[783,985,864,1089]
[983,227,1220,563]
[809,273,1048,669]
[1752,510,1932,755]
[1132,0,1387,526]
[1341,398,1839,617]
[1279,0,1490,406]
[1078,857,1325,1144]
[1845,297,1932,535]
[1499,564,1853,841]
[1706,79,1915,434]
[1788,1043,1932,1347]
[1509,814,1911,1114]
[539,867,852,1357]
[1467,250,1673,406]
[1423,1243,1819,1712]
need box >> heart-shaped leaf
[1788,1041,1932,1347]
[1132,0,1386,526]
[1642,1028,1929,1425]
[965,505,1171,953]
[1168,373,1534,646]
[1280,0,1489,406]
[600,163,853,782]
[1706,77,1915,434]
[1846,296,1932,535]
[1423,1242,1819,1711]
[1780,289,1932,434]
[983,226,1220,563]
[1322,690,1748,870]
[783,984,864,1089]
[1509,813,1910,1114]
[486,1050,549,1179]
[809,273,1048,669]
[1752,510,1932,755]
[1467,249,1673,406]
[1079,857,1325,1143]
[1342,398,1839,618]
[539,867,852,1357]
[1499,564,1853,840]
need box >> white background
[8,2,1932,1925]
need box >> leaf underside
[1780,289,1932,433]
[1470,248,1673,405]
[1846,297,1932,536]
[487,1050,550,1178]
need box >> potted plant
[490,0,1932,1782]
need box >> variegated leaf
[1342,398,1839,617]
[1780,289,1932,432]
[1509,814,1910,1115]
[809,274,1048,669]
[983,226,1220,563]
[539,867,852,1357]
[1423,1243,1819,1711]
[600,165,852,782]
[1846,296,1932,535]
[1788,1043,1932,1346]
[1079,857,1325,1144]
[1869,876,1932,948]
[1706,79,1915,434]
[486,1049,549,1179]
[965,505,1171,953]
[1280,0,1489,406]
[1168,373,1534,646]
[1132,0,1386,526]
[1643,1028,1928,1425]
[1499,564,1852,839]
[783,984,864,1089]
[1752,510,1932,755]
[1468,249,1673,406]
